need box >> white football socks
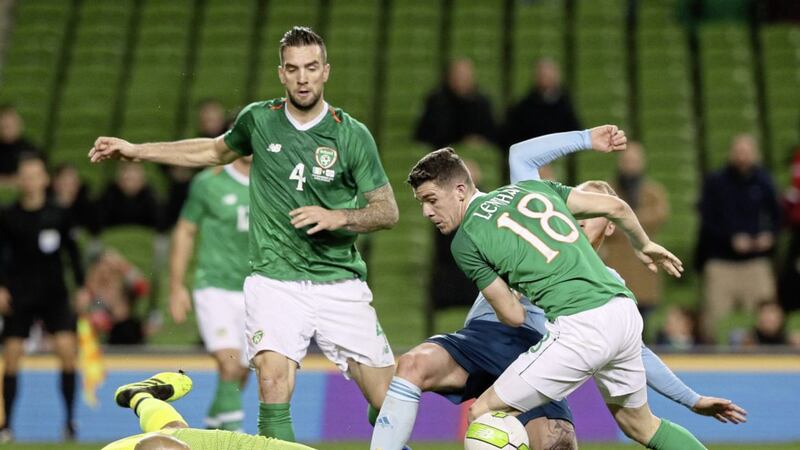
[370,377,422,450]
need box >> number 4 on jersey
[290,163,306,191]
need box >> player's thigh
[194,288,247,363]
[396,342,469,392]
[243,275,314,365]
[594,298,646,402]
[525,417,577,450]
[313,279,394,373]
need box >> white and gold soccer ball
[464,411,530,450]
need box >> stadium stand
[51,1,134,186]
[0,0,72,146]
[368,0,442,344]
[187,0,255,126]
[573,0,631,182]
[698,22,760,169]
[637,0,699,260]
[760,23,800,178]
[510,0,566,100]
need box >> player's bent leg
[253,350,298,441]
[525,418,577,450]
[468,385,528,422]
[348,358,394,409]
[608,400,706,449]
[395,342,470,392]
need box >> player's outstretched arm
[290,183,399,235]
[566,189,684,277]
[168,219,198,324]
[89,135,239,167]
[508,125,626,183]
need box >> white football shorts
[193,287,249,367]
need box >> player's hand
[732,233,754,254]
[0,287,11,315]
[169,285,192,324]
[635,241,684,278]
[691,396,748,424]
[589,125,627,153]
[289,206,347,235]
[88,137,139,163]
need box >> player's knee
[396,352,434,390]
[219,359,244,381]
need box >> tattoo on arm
[343,183,399,233]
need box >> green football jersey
[223,98,389,282]
[180,166,251,291]
[172,428,313,450]
[451,179,635,320]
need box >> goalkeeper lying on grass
[102,372,315,450]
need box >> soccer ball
[464,411,530,450]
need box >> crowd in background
[413,56,800,349]
[0,58,799,350]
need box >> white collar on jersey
[224,164,250,186]
[284,101,329,131]
[467,190,486,207]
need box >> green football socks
[647,418,707,449]
[206,380,243,431]
[368,404,380,426]
[258,402,296,442]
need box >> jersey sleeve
[451,230,498,290]
[223,103,259,156]
[179,175,206,224]
[540,179,573,202]
[347,120,389,193]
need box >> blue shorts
[426,320,573,425]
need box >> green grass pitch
[4,443,800,450]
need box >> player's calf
[526,418,577,450]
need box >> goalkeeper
[102,372,315,450]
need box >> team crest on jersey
[315,146,338,169]
[267,143,282,153]
[223,194,237,205]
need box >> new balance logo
[267,143,282,153]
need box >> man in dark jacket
[696,134,781,343]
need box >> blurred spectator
[746,301,788,346]
[97,162,161,230]
[601,142,669,319]
[414,58,499,150]
[656,306,698,350]
[502,58,581,149]
[160,99,227,228]
[76,249,151,345]
[51,163,98,234]
[779,145,800,312]
[696,134,781,343]
[425,159,483,335]
[0,105,41,186]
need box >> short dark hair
[279,26,326,65]
[407,147,473,189]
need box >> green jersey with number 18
[451,179,635,321]
[223,98,389,282]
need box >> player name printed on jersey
[472,186,522,220]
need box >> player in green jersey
[89,27,399,441]
[101,371,315,450]
[169,157,252,431]
[407,148,706,449]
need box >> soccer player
[102,371,315,450]
[407,144,705,449]
[169,156,253,431]
[371,128,745,450]
[89,26,398,441]
[0,153,83,441]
